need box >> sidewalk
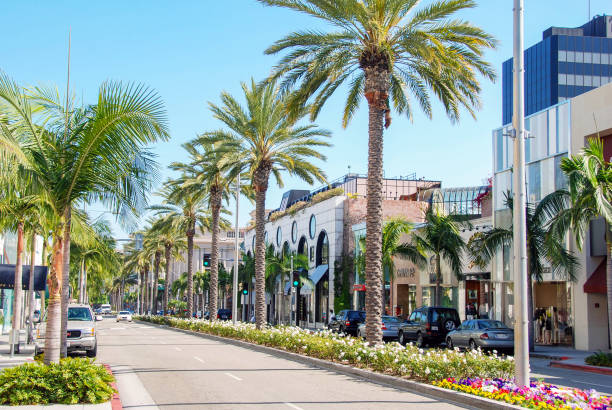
[530,344,612,376]
[0,330,34,370]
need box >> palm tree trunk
[186,225,195,318]
[528,276,535,352]
[39,240,47,320]
[210,189,222,321]
[164,245,172,314]
[27,231,36,344]
[144,266,150,314]
[83,263,88,304]
[436,254,442,306]
[253,166,271,329]
[78,258,84,304]
[363,67,389,344]
[153,251,161,314]
[60,207,71,358]
[10,222,25,353]
[44,229,64,364]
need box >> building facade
[502,15,612,125]
[492,81,612,350]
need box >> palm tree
[259,0,496,344]
[469,191,578,351]
[413,209,467,306]
[0,73,168,363]
[143,223,166,314]
[209,80,331,329]
[266,251,310,324]
[193,270,209,316]
[150,216,186,313]
[356,218,426,314]
[558,138,612,347]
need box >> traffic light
[203,254,211,267]
[292,271,300,287]
[241,282,249,295]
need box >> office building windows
[554,155,568,190]
[558,74,567,85]
[528,162,541,203]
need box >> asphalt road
[95,319,465,410]
[530,358,612,395]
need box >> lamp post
[512,0,530,387]
[232,176,240,324]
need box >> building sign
[396,267,415,278]
[353,284,366,292]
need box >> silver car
[35,304,101,357]
[358,316,402,341]
[446,319,514,352]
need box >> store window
[440,287,458,309]
[316,231,329,266]
[503,243,511,281]
[422,287,432,307]
[408,285,417,315]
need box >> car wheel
[416,332,424,348]
[86,344,97,358]
[444,319,456,332]
[469,339,477,350]
[446,337,453,349]
[398,330,406,346]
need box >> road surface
[96,319,465,409]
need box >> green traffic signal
[242,289,248,295]
[293,280,299,287]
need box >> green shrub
[585,351,612,368]
[0,358,115,405]
[311,187,344,205]
[137,315,514,383]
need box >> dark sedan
[446,319,514,352]
[357,316,402,341]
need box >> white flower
[425,368,430,375]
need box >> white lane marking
[193,356,204,363]
[224,372,242,381]
[174,347,182,351]
[284,403,303,410]
[160,341,167,344]
[111,327,125,330]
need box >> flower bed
[433,378,611,410]
[138,315,513,382]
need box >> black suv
[217,309,232,321]
[328,310,365,336]
[398,307,461,347]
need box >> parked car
[398,306,461,347]
[446,319,514,352]
[35,304,102,357]
[217,309,231,321]
[116,311,132,322]
[357,315,402,341]
[328,310,365,336]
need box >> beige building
[492,81,612,350]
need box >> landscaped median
[138,315,612,410]
[0,357,115,407]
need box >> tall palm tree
[171,138,237,321]
[0,73,168,363]
[413,209,467,306]
[356,218,426,314]
[150,216,186,313]
[143,223,166,314]
[469,191,578,351]
[558,138,612,347]
[210,80,330,329]
[152,180,224,317]
[266,251,310,324]
[259,0,496,344]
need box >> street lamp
[512,0,530,386]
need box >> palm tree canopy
[204,80,332,190]
[468,191,578,282]
[258,0,497,127]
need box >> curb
[530,354,570,361]
[550,361,612,376]
[103,365,123,410]
[137,320,522,410]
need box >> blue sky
[1,0,609,239]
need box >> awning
[584,259,607,294]
[309,264,328,285]
[0,264,48,291]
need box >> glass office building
[502,15,612,125]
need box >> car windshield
[382,316,401,323]
[119,311,130,314]
[348,311,365,320]
[218,310,230,314]
[478,320,508,329]
[431,309,459,323]
[68,307,92,321]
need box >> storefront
[533,281,573,346]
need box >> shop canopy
[583,259,606,294]
[0,264,48,291]
[309,264,328,285]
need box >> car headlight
[81,328,95,336]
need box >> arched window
[316,231,329,266]
[276,226,282,247]
[297,236,307,256]
[309,215,316,239]
[282,241,290,259]
[291,221,298,243]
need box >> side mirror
[95,315,103,321]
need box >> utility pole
[512,0,530,387]
[232,176,240,324]
[290,254,294,326]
